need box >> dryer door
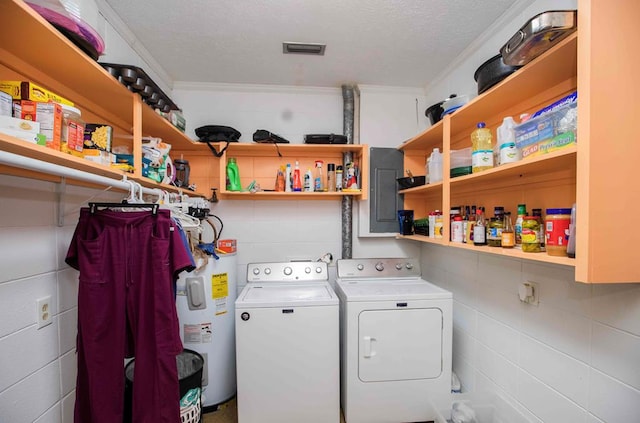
[358,308,442,382]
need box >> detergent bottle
[226,157,242,191]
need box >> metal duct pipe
[341,84,355,259]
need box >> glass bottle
[515,203,527,246]
[501,211,515,248]
[532,208,545,251]
[487,206,505,247]
[473,209,487,246]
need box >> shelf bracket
[56,177,66,227]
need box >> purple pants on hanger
[66,208,195,423]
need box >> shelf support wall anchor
[57,177,66,227]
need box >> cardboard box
[83,123,113,151]
[0,81,74,106]
[0,115,45,145]
[217,239,237,254]
[0,91,11,117]
[13,100,62,151]
[83,149,115,166]
[515,102,577,159]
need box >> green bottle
[226,158,241,191]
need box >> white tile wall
[0,361,61,423]
[421,242,640,423]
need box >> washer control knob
[357,264,364,271]
[406,263,414,270]
[264,268,271,275]
[252,268,260,275]
[316,267,323,273]
[305,267,311,274]
[284,266,293,276]
[396,263,403,270]
[375,262,384,271]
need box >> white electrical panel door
[358,308,443,382]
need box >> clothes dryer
[335,258,452,423]
[235,261,340,423]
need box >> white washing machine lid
[236,282,338,308]
[336,278,452,301]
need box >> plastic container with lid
[61,104,85,154]
[451,216,464,243]
[545,208,572,256]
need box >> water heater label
[183,323,212,343]
[212,273,228,315]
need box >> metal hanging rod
[0,150,161,196]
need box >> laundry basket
[124,349,204,423]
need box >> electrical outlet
[518,281,539,306]
[36,296,52,329]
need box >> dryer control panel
[247,261,328,282]
[337,258,421,278]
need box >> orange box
[217,239,237,253]
[13,100,62,150]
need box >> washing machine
[175,252,237,410]
[235,261,340,423]
[335,258,452,423]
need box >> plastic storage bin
[450,147,472,178]
[432,392,533,423]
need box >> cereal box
[0,81,74,106]
[12,100,62,150]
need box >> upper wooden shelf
[450,33,577,132]
[0,0,204,152]
[398,119,444,152]
[0,133,208,197]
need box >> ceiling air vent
[282,42,326,55]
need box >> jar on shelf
[545,208,572,257]
[521,216,541,253]
[487,206,505,247]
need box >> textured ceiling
[103,0,520,88]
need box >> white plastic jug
[497,117,519,165]
[428,148,443,183]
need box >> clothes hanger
[89,180,160,214]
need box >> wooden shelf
[218,190,363,200]
[449,147,576,189]
[0,133,208,196]
[401,233,575,267]
[450,33,577,133]
[215,142,369,200]
[399,180,443,195]
[0,0,206,195]
[399,119,444,152]
[398,31,580,275]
